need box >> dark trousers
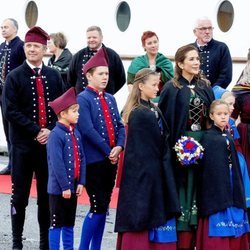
[85,158,117,213]
[49,193,77,228]
[11,142,50,250]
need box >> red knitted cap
[25,26,49,45]
[83,48,109,74]
[49,87,77,115]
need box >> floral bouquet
[174,136,204,166]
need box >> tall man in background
[68,25,126,94]
[192,17,232,88]
[0,18,26,175]
[2,26,64,250]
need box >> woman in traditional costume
[158,44,214,250]
[231,56,250,248]
[231,58,250,172]
[127,31,173,103]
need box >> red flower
[185,141,195,150]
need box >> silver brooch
[191,123,201,131]
[193,97,201,106]
[151,107,159,119]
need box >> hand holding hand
[76,185,84,196]
[109,146,122,159]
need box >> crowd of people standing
[0,15,250,250]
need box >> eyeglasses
[196,26,214,32]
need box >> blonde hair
[221,91,235,100]
[122,68,159,123]
[209,99,229,114]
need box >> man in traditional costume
[0,18,26,175]
[192,17,232,88]
[68,25,125,94]
[2,26,65,250]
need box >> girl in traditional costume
[115,68,180,250]
[196,100,249,250]
[116,31,174,186]
[213,86,250,208]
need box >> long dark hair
[173,44,209,88]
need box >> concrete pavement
[0,155,117,250]
[0,193,117,249]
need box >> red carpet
[0,175,119,209]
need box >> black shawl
[158,76,214,147]
[197,125,246,217]
[115,100,180,232]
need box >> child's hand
[76,184,84,196]
[62,189,71,199]
[110,157,118,165]
[109,146,122,159]
[109,146,122,164]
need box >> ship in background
[0,0,249,150]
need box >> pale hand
[36,128,50,144]
[62,189,71,199]
[76,184,84,196]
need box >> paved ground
[0,156,117,250]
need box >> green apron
[177,130,203,231]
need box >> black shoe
[0,166,11,175]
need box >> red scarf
[34,68,47,128]
[69,126,80,179]
[87,86,115,147]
